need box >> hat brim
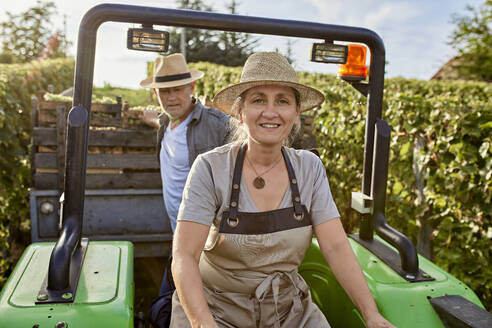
[140,69,204,88]
[212,80,325,114]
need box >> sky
[0,0,484,88]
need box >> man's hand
[141,107,160,129]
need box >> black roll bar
[47,3,419,292]
[48,106,88,290]
[72,1,386,219]
[370,120,419,276]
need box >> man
[140,53,230,327]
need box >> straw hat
[213,52,325,113]
[140,53,204,88]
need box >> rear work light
[127,27,170,52]
[337,44,368,81]
[311,43,348,64]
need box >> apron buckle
[227,217,240,228]
[293,212,304,222]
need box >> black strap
[220,206,311,234]
[227,143,246,220]
[228,144,303,218]
[155,72,191,82]
[281,147,304,216]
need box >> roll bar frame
[41,3,422,301]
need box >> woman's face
[240,85,300,148]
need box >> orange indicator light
[338,44,368,81]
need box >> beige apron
[171,145,330,328]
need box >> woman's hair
[228,87,301,146]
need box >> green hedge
[0,58,74,286]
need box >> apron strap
[255,272,281,328]
[228,145,303,218]
[227,143,246,220]
[254,271,305,327]
[281,147,304,217]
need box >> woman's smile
[259,123,281,129]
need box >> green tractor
[0,3,490,327]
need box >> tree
[449,0,492,81]
[167,0,221,63]
[274,39,297,67]
[167,0,256,66]
[216,0,259,66]
[0,0,69,64]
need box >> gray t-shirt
[178,143,340,226]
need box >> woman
[170,52,395,328]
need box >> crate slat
[90,117,123,127]
[38,112,123,127]
[35,172,162,189]
[90,103,122,113]
[34,128,156,147]
[35,153,159,169]
[39,101,121,113]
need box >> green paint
[299,237,485,328]
[0,241,134,328]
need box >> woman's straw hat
[213,52,325,113]
[140,53,204,88]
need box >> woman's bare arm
[314,218,395,328]
[172,221,217,328]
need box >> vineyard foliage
[0,59,491,310]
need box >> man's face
[155,83,194,121]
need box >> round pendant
[253,177,265,189]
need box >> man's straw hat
[213,52,325,113]
[140,53,204,88]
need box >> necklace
[245,152,283,189]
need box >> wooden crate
[31,97,159,190]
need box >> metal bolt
[55,322,68,328]
[37,293,48,301]
[61,292,72,300]
[405,274,416,280]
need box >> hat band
[155,72,192,83]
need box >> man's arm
[141,108,160,129]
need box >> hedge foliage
[0,59,490,311]
[0,58,74,285]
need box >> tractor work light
[127,27,169,52]
[337,44,368,81]
[311,43,348,64]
